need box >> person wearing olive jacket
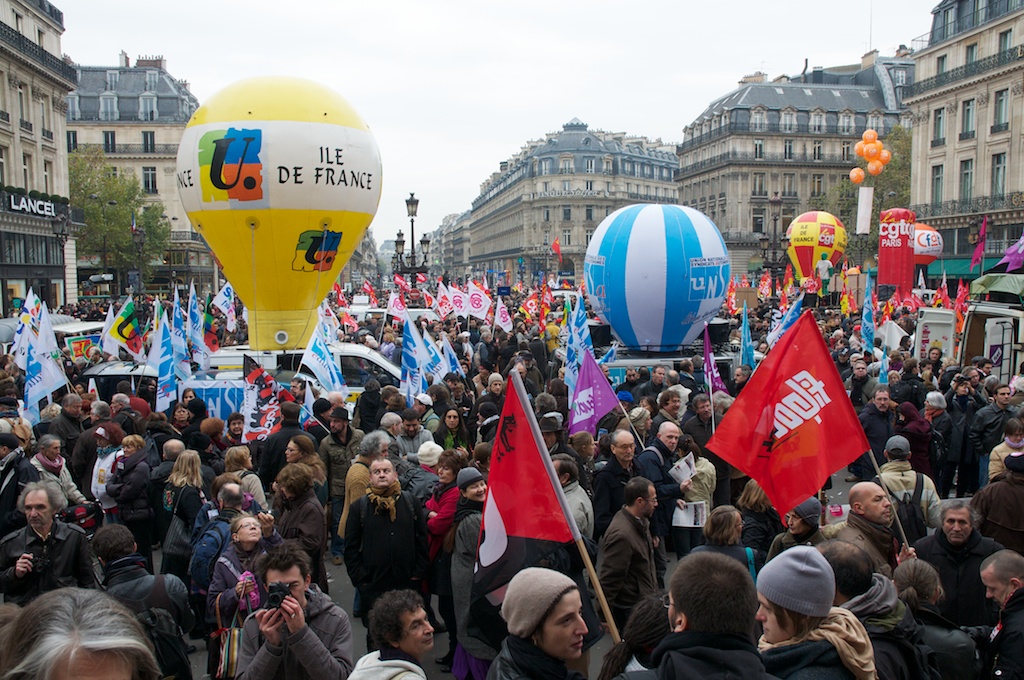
[317,407,364,566]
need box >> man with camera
[236,542,354,680]
[0,480,97,605]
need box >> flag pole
[865,448,910,548]
[575,536,620,644]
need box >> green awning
[971,273,1024,296]
[926,258,982,279]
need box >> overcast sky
[61,1,933,246]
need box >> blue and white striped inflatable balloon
[584,204,730,352]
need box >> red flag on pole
[551,238,563,264]
[705,312,869,515]
[471,370,581,647]
[393,274,412,293]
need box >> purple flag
[703,324,730,394]
[569,349,621,435]
[970,215,988,271]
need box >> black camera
[264,581,290,609]
[953,375,970,384]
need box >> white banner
[856,186,875,235]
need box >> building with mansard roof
[466,118,678,287]
[904,0,1024,280]
[676,51,913,274]
[0,0,79,315]
[66,52,209,295]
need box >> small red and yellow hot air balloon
[786,211,848,281]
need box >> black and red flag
[470,371,581,648]
[241,355,283,442]
[706,311,869,515]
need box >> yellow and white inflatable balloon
[176,76,382,349]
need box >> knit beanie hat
[791,497,822,525]
[417,442,443,468]
[489,373,504,385]
[457,467,484,491]
[1006,451,1024,473]
[757,545,835,618]
[501,567,578,637]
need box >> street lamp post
[758,192,786,283]
[132,226,146,295]
[88,193,118,294]
[392,193,430,301]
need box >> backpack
[927,426,946,471]
[121,575,193,680]
[187,515,231,593]
[396,459,437,505]
[3,417,32,454]
[874,472,928,545]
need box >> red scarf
[34,452,63,475]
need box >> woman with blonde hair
[161,451,206,584]
[106,433,154,572]
[224,445,267,509]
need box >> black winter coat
[741,507,784,556]
[980,588,1024,680]
[915,603,979,680]
[945,390,985,464]
[258,422,314,488]
[106,449,152,522]
[760,638,855,680]
[970,403,1014,461]
[592,456,637,540]
[0,450,38,537]
[913,529,1003,626]
[0,521,97,605]
[344,492,428,598]
[858,402,894,461]
[649,631,772,680]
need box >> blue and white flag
[766,294,804,348]
[740,301,756,368]
[421,330,448,386]
[36,303,60,362]
[171,289,191,382]
[23,330,66,425]
[319,301,340,343]
[400,313,429,407]
[564,296,594,398]
[597,343,618,365]
[148,311,176,412]
[212,281,237,333]
[861,272,875,354]
[879,344,890,385]
[300,324,349,396]
[440,333,465,377]
[188,281,209,370]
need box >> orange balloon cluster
[849,129,892,184]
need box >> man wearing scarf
[344,457,429,650]
[837,482,914,578]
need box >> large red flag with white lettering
[706,312,869,515]
[471,371,581,648]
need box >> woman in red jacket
[425,449,467,671]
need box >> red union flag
[437,282,454,318]
[393,274,412,293]
[416,272,427,284]
[705,312,869,515]
[471,371,580,647]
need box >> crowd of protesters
[0,286,1018,679]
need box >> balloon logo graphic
[176,76,382,350]
[584,204,730,352]
[786,211,847,281]
[913,224,943,265]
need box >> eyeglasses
[660,594,671,609]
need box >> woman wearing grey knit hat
[756,546,876,679]
[486,567,587,680]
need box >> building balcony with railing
[904,45,1024,98]
[73,142,179,155]
[0,20,76,85]
[909,191,1024,219]
[675,150,852,179]
[677,120,862,153]
[911,0,1024,51]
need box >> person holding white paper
[671,435,717,560]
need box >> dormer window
[139,94,157,121]
[105,70,119,91]
[145,71,158,91]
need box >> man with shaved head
[836,481,915,577]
